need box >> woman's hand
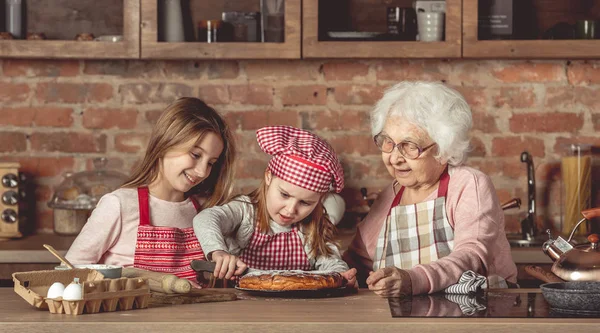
[341,268,358,289]
[366,267,412,297]
[210,250,248,280]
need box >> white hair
[370,81,472,166]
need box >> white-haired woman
[343,81,517,296]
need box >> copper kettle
[542,208,600,281]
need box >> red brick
[245,61,319,80]
[36,82,113,103]
[323,62,369,81]
[0,82,29,103]
[30,132,106,153]
[509,112,584,133]
[3,60,79,77]
[85,157,125,171]
[0,157,75,177]
[492,63,565,83]
[301,109,370,132]
[235,156,270,179]
[553,136,600,154]
[469,136,487,157]
[451,86,487,108]
[197,85,230,105]
[573,86,600,109]
[567,61,600,85]
[344,158,389,181]
[268,110,300,127]
[593,114,600,131]
[472,110,499,133]
[35,185,53,202]
[328,134,379,156]
[120,83,191,104]
[83,108,138,129]
[0,132,27,152]
[83,60,126,75]
[164,61,239,79]
[493,87,536,108]
[491,136,545,157]
[205,61,240,79]
[145,110,164,126]
[468,159,524,179]
[84,60,162,78]
[375,60,450,81]
[229,85,273,105]
[544,86,575,108]
[224,110,268,131]
[0,107,35,126]
[115,133,150,153]
[333,85,384,105]
[280,85,327,105]
[450,62,497,86]
[36,210,54,232]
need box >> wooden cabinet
[140,0,301,59]
[463,0,600,58]
[0,0,139,59]
[302,0,462,58]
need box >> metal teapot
[542,208,600,281]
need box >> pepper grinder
[163,0,185,42]
[5,0,24,39]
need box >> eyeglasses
[373,134,436,159]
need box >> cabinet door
[302,0,462,59]
[140,0,301,59]
[0,0,139,59]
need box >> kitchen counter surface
[0,288,598,333]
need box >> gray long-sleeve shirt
[193,196,349,273]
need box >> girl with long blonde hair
[66,98,236,281]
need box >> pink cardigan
[343,166,518,295]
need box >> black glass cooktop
[388,291,600,318]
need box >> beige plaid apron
[374,170,453,270]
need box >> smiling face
[381,116,446,192]
[264,171,323,227]
[152,131,224,201]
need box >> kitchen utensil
[561,144,592,236]
[43,244,75,269]
[190,259,247,287]
[523,265,564,283]
[122,267,190,294]
[150,288,237,306]
[542,207,600,281]
[541,281,600,312]
[417,12,444,42]
[55,264,122,279]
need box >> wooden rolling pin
[524,265,564,283]
[122,267,191,294]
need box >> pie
[238,270,344,291]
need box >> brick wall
[1,59,599,235]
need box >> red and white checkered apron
[373,169,454,270]
[240,224,311,271]
[133,187,206,281]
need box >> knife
[190,260,252,277]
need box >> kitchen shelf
[463,0,600,59]
[140,0,301,59]
[0,0,139,59]
[302,0,462,59]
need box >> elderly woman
[343,81,517,296]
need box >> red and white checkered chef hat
[256,126,344,193]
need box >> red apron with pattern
[133,187,206,281]
[373,169,453,271]
[240,224,311,271]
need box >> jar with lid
[561,144,594,237]
[47,158,128,235]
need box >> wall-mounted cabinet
[302,0,462,58]
[463,0,600,58]
[140,0,301,59]
[0,0,139,59]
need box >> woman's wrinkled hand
[341,268,358,289]
[210,250,248,280]
[366,267,412,298]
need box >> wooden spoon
[43,244,75,269]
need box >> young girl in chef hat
[65,97,236,282]
[193,126,357,286]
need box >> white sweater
[193,196,349,273]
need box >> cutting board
[149,288,237,306]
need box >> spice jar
[47,158,127,235]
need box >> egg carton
[13,268,150,315]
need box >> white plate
[327,32,379,39]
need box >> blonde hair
[246,176,338,258]
[123,97,236,208]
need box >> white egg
[62,279,83,301]
[46,282,65,299]
[322,193,346,225]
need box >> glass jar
[47,158,128,235]
[561,144,593,237]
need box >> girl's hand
[341,268,358,289]
[366,267,412,298]
[210,250,248,280]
